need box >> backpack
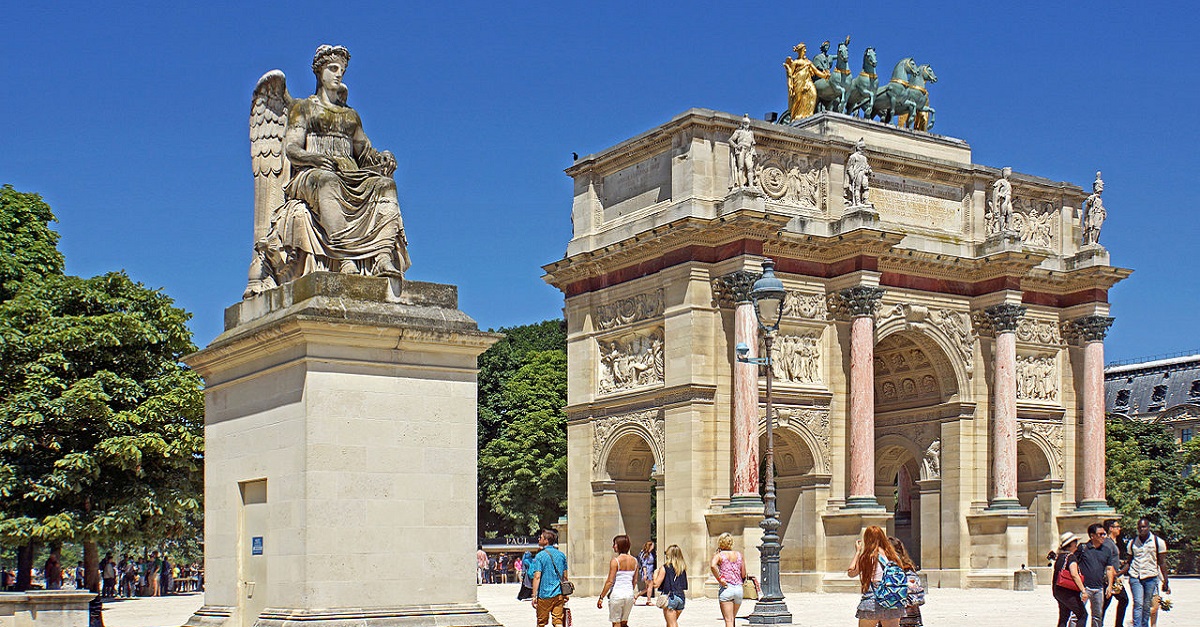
[904,569,926,606]
[873,556,910,609]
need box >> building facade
[543,110,1131,594]
[1106,354,1200,445]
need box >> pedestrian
[487,554,497,584]
[652,544,688,627]
[530,529,570,627]
[1075,523,1118,627]
[44,554,63,590]
[1126,517,1170,627]
[846,525,904,627]
[514,551,525,586]
[1052,532,1088,627]
[160,554,172,595]
[709,533,746,627]
[102,552,117,598]
[517,550,536,600]
[74,561,85,590]
[476,545,488,585]
[635,540,656,605]
[598,534,638,627]
[887,536,924,627]
[1101,519,1129,627]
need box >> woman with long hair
[847,525,905,627]
[635,540,656,605]
[1051,532,1087,627]
[598,535,639,627]
[888,536,924,627]
[710,533,747,627]
[653,544,688,627]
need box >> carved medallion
[782,291,829,320]
[760,165,789,199]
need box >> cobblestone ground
[102,580,1198,627]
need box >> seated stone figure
[245,45,411,298]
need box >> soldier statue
[843,138,872,207]
[988,167,1014,234]
[1082,171,1107,246]
[729,114,758,190]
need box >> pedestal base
[254,603,501,627]
[747,599,793,625]
[965,509,1032,586]
[836,205,879,232]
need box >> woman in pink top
[709,533,748,627]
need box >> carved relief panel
[755,150,828,210]
[1016,353,1059,402]
[595,289,665,331]
[765,332,823,385]
[598,327,664,395]
[1016,317,1064,347]
[782,290,830,320]
[1010,197,1057,248]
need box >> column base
[844,496,886,510]
[253,603,502,627]
[985,498,1026,512]
[1074,500,1115,513]
[747,599,793,625]
[727,494,765,510]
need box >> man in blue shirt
[530,529,570,627]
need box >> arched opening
[873,330,961,568]
[758,427,820,572]
[1017,438,1055,566]
[603,432,660,554]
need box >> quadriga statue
[244,45,411,298]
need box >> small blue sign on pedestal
[251,536,263,555]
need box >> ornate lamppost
[736,259,791,625]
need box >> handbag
[654,593,669,608]
[1055,558,1080,591]
[743,576,759,600]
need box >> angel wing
[250,70,293,242]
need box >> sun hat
[1058,531,1080,549]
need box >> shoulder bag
[550,551,574,596]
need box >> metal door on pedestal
[238,479,269,627]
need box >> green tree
[1105,417,1196,550]
[0,186,63,301]
[0,186,203,592]
[477,319,566,444]
[478,350,567,535]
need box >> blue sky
[3,1,1197,361]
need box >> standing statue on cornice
[783,43,830,123]
[843,138,872,207]
[1082,171,1107,246]
[244,44,411,298]
[729,114,758,190]
[987,167,1014,235]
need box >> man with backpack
[1127,517,1170,627]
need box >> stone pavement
[102,580,1198,627]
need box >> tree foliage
[476,320,567,536]
[0,186,203,588]
[1106,417,1200,555]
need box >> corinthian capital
[983,303,1027,333]
[1072,315,1114,343]
[833,286,886,318]
[714,270,761,306]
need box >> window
[1190,380,1200,398]
[1149,385,1168,410]
[1116,389,1131,408]
[1183,428,1194,443]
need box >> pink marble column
[1076,315,1114,509]
[840,286,884,508]
[985,303,1025,509]
[719,270,762,506]
[732,299,761,499]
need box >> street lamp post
[736,258,791,625]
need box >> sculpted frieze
[766,333,823,385]
[1010,197,1056,248]
[595,289,665,330]
[782,290,829,320]
[598,328,665,394]
[1019,419,1064,477]
[591,409,665,476]
[1016,318,1063,346]
[1016,354,1059,402]
[755,150,828,209]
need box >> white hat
[1058,532,1080,549]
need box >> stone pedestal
[0,591,95,627]
[184,273,501,627]
[820,509,893,592]
[964,510,1032,589]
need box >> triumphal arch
[543,105,1130,593]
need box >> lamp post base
[747,599,793,625]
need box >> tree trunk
[84,540,101,593]
[16,543,35,591]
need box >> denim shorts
[666,593,686,610]
[718,584,744,603]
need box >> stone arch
[875,312,970,400]
[874,433,927,483]
[873,433,925,566]
[757,420,825,573]
[1016,433,1058,567]
[593,412,665,481]
[872,331,961,413]
[1016,429,1059,481]
[759,409,829,474]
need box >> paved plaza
[103,580,1197,627]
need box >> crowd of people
[0,550,202,596]
[1050,517,1172,627]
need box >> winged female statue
[244,44,411,298]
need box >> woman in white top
[710,532,748,627]
[598,534,639,627]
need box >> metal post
[748,330,791,624]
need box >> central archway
[602,432,660,557]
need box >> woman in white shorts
[710,532,747,627]
[598,534,639,627]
